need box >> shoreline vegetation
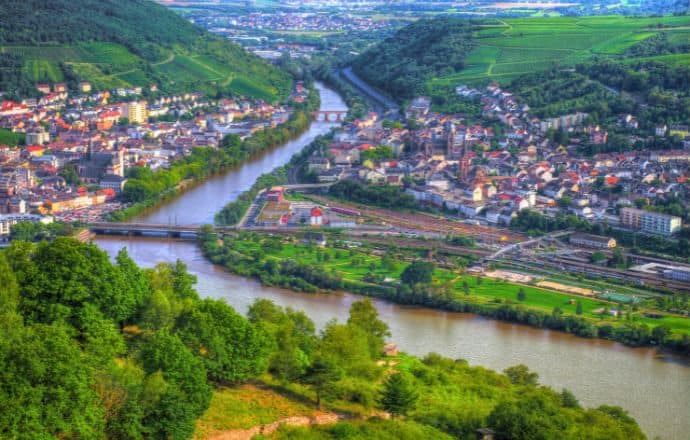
[0,239,647,439]
[198,230,690,357]
[107,84,320,222]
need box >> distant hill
[0,0,292,101]
[352,15,690,103]
[352,18,476,101]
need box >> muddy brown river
[95,83,690,439]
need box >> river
[94,82,689,440]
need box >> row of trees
[328,180,418,210]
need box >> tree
[139,331,212,440]
[175,298,269,383]
[517,288,526,302]
[561,388,580,408]
[16,238,136,327]
[381,253,396,272]
[0,322,105,438]
[576,301,583,315]
[488,393,570,440]
[400,261,434,286]
[347,299,390,358]
[248,300,317,382]
[652,325,671,344]
[303,355,343,409]
[378,373,418,418]
[590,251,607,263]
[462,280,470,295]
[504,364,539,386]
[0,252,19,314]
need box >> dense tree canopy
[353,18,475,100]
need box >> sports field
[430,15,690,86]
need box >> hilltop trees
[0,238,271,439]
[353,18,475,100]
[0,238,652,439]
[348,298,391,358]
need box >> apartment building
[620,207,682,236]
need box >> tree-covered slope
[352,15,690,104]
[0,237,649,439]
[352,18,475,101]
[0,0,291,101]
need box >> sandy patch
[537,281,593,296]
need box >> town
[0,80,309,233]
[254,84,688,237]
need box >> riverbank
[214,133,333,226]
[198,231,690,356]
[107,85,320,222]
[214,72,365,226]
[90,78,689,440]
[95,235,690,440]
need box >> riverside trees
[0,238,649,439]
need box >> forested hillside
[0,0,291,101]
[0,237,647,439]
[352,15,690,107]
[352,18,475,100]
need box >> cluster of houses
[194,10,391,34]
[303,83,687,236]
[0,82,299,230]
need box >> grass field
[431,14,690,86]
[193,384,317,438]
[227,237,690,337]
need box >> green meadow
[226,236,690,337]
[430,15,690,86]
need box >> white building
[0,214,53,237]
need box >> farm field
[430,15,690,86]
[225,236,690,336]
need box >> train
[330,206,361,217]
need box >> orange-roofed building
[25,145,45,157]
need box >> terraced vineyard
[0,0,292,101]
[429,15,690,87]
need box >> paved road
[340,67,400,119]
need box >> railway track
[525,254,690,294]
[308,195,525,244]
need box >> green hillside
[0,0,292,101]
[353,15,690,101]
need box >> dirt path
[204,412,344,440]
